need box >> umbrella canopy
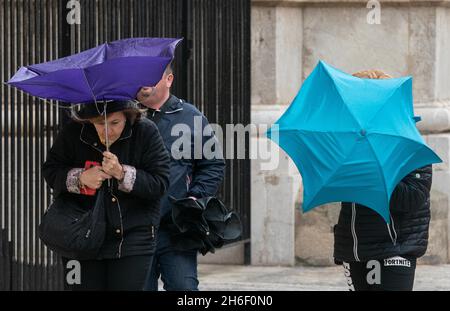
[7,37,182,103]
[266,60,442,223]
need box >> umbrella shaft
[104,110,110,152]
[103,110,111,188]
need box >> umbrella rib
[365,137,390,209]
[368,131,423,145]
[325,65,411,131]
[7,86,71,111]
[323,66,363,130]
[367,132,440,182]
[305,135,360,208]
[271,129,359,135]
[79,67,112,154]
[80,67,97,102]
[365,78,411,127]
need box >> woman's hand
[79,165,112,189]
[102,151,125,180]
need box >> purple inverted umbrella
[7,37,182,103]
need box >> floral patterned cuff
[66,168,84,194]
[118,165,136,193]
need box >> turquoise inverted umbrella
[266,60,442,223]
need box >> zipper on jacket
[111,192,124,258]
[351,203,360,262]
[79,124,127,258]
[80,129,104,154]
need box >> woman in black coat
[333,70,433,291]
[43,100,170,290]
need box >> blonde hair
[352,69,392,79]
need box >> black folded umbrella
[169,196,242,255]
[170,196,209,235]
[198,197,241,240]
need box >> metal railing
[0,0,250,290]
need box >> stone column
[250,4,303,266]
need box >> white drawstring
[351,203,360,262]
[386,216,397,246]
[391,215,398,245]
[387,224,395,245]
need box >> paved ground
[196,264,450,291]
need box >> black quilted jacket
[334,165,432,263]
[43,118,170,259]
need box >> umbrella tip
[318,60,331,67]
[413,116,422,123]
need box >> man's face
[137,72,174,107]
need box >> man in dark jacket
[334,70,433,291]
[137,64,226,291]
